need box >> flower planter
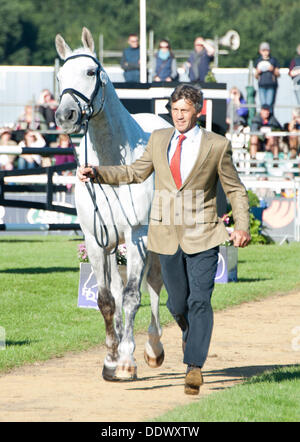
[77,262,127,310]
[78,246,238,309]
[215,245,238,283]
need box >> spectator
[186,36,215,83]
[226,86,249,130]
[254,42,280,114]
[120,34,140,83]
[17,130,46,170]
[250,104,282,160]
[287,107,300,158]
[54,134,75,189]
[37,89,58,129]
[14,104,47,132]
[54,134,75,167]
[153,39,178,82]
[0,128,17,171]
[288,44,300,105]
[255,177,276,205]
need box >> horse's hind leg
[144,251,165,368]
[84,234,120,381]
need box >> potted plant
[215,213,238,283]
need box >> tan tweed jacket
[96,127,250,255]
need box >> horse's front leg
[84,234,120,381]
[115,239,146,380]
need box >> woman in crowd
[54,134,75,167]
[153,39,178,82]
[17,130,46,170]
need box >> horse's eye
[87,69,96,77]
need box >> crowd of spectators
[224,41,300,178]
[120,33,214,84]
[1,38,300,182]
[0,89,76,178]
[120,33,300,177]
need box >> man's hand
[229,230,251,248]
[77,165,97,183]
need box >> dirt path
[0,291,299,422]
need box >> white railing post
[139,0,147,83]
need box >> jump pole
[0,224,81,231]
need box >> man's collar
[174,124,201,140]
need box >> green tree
[0,0,299,68]
[0,0,36,65]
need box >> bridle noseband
[59,53,106,126]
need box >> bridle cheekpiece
[59,53,107,126]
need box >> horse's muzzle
[55,105,82,134]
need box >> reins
[61,53,119,255]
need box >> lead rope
[71,121,119,255]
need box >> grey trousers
[159,245,219,367]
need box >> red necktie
[170,134,186,189]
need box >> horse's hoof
[102,365,119,382]
[144,349,165,368]
[115,364,137,381]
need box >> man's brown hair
[170,84,203,113]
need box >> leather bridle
[59,53,106,127]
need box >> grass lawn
[1,236,300,375]
[153,365,300,422]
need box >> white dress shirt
[168,125,202,185]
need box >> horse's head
[55,27,108,134]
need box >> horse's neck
[88,83,147,166]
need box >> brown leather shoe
[184,365,203,395]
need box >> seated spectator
[17,130,46,170]
[37,89,58,130]
[54,134,75,167]
[287,107,300,159]
[54,134,76,190]
[250,104,282,160]
[0,127,17,170]
[226,86,249,130]
[255,177,276,206]
[153,39,178,82]
[14,104,47,133]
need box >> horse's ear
[82,27,95,53]
[55,34,72,60]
